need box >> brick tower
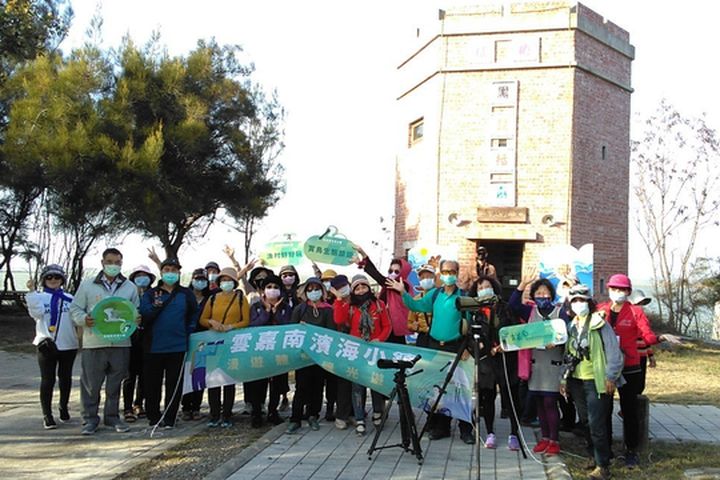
[394,2,634,295]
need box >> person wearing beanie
[198,267,250,428]
[122,265,157,423]
[286,278,335,434]
[596,274,668,468]
[333,273,391,435]
[26,264,77,430]
[139,258,197,429]
[353,245,412,344]
[245,274,294,427]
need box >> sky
[54,0,720,280]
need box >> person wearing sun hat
[597,274,666,469]
[333,273,391,435]
[198,266,249,427]
[122,265,157,423]
[26,264,77,430]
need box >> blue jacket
[140,285,197,353]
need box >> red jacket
[333,298,391,342]
[598,301,657,368]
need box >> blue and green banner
[182,324,474,422]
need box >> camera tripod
[367,355,424,464]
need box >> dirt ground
[0,305,36,353]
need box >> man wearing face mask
[247,274,293,427]
[139,258,197,429]
[70,248,140,435]
[387,259,474,442]
[597,274,664,468]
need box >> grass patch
[115,420,272,480]
[562,438,720,480]
[644,341,720,406]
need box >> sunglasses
[45,275,63,280]
[281,273,295,277]
[388,269,401,275]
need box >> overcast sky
[58,0,720,280]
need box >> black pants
[560,391,577,429]
[181,390,204,413]
[324,371,337,412]
[335,376,353,421]
[386,332,407,345]
[143,352,184,426]
[610,369,643,452]
[245,373,287,417]
[639,356,648,394]
[37,348,77,417]
[291,365,324,423]
[122,336,144,412]
[208,385,235,421]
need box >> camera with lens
[562,344,590,380]
[455,295,497,313]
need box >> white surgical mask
[476,287,495,301]
[282,275,296,286]
[419,278,435,291]
[103,264,122,277]
[220,281,235,292]
[323,281,332,291]
[609,291,627,304]
[571,301,590,317]
[208,273,219,283]
[307,290,322,302]
[265,287,281,299]
[338,285,351,298]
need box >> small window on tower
[602,145,607,160]
[491,138,509,149]
[409,118,424,147]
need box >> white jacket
[26,291,79,351]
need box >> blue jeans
[568,378,613,468]
[351,383,386,422]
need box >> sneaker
[460,430,475,444]
[429,429,451,440]
[335,418,348,430]
[308,416,320,431]
[267,412,284,426]
[43,415,57,430]
[533,439,550,453]
[81,423,98,435]
[207,418,221,428]
[192,410,202,420]
[114,421,130,433]
[164,422,175,430]
[251,416,263,428]
[125,410,138,423]
[59,407,70,423]
[181,411,193,421]
[508,435,520,451]
[545,440,561,456]
[485,433,497,449]
[624,451,639,468]
[372,412,383,426]
[356,421,366,435]
[220,420,232,428]
[286,422,301,434]
[587,466,611,480]
[133,405,146,419]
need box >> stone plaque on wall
[487,80,518,207]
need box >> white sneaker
[356,421,366,435]
[335,418,348,430]
[372,412,383,426]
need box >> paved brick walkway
[619,402,720,444]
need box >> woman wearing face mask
[26,264,77,430]
[560,284,624,480]
[597,274,665,469]
[353,245,412,344]
[333,274,391,435]
[468,275,522,450]
[286,278,335,434]
[122,265,156,423]
[510,271,568,456]
[278,265,300,309]
[246,274,293,427]
[139,258,197,428]
[180,268,212,421]
[406,264,437,348]
[198,267,249,427]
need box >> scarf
[43,286,73,333]
[358,301,375,341]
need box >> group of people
[26,243,669,480]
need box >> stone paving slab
[611,401,720,444]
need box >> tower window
[409,118,424,147]
[602,145,607,160]
[491,138,509,148]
